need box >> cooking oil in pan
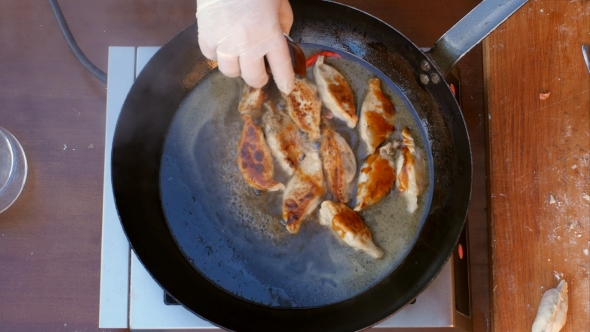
[160,45,433,308]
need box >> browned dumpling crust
[262,101,304,176]
[396,127,426,213]
[238,84,269,118]
[354,142,396,211]
[282,151,325,234]
[313,56,358,128]
[320,127,356,203]
[237,114,284,191]
[359,78,396,154]
[282,77,322,141]
[319,201,384,259]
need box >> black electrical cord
[48,0,108,84]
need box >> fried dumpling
[282,151,325,234]
[262,101,304,176]
[396,127,426,213]
[354,142,396,211]
[319,201,384,259]
[313,55,357,128]
[237,115,284,191]
[359,78,396,154]
[238,84,269,117]
[320,127,356,203]
[282,77,322,141]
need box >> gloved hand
[196,0,295,94]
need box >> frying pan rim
[112,1,473,330]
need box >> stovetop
[99,46,472,331]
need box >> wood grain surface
[0,0,489,331]
[0,1,196,331]
[484,0,590,331]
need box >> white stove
[99,46,472,331]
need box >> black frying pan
[112,0,526,330]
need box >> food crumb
[63,144,67,150]
[549,194,556,204]
[88,144,94,149]
[584,249,589,256]
[539,92,550,100]
[571,164,577,169]
[582,193,590,202]
[568,223,577,233]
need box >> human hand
[196,0,295,94]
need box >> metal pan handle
[427,0,528,75]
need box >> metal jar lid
[0,126,27,213]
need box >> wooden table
[0,0,586,331]
[485,1,590,331]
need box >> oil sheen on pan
[159,44,434,308]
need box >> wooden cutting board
[484,0,590,331]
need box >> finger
[239,56,269,88]
[278,0,294,35]
[198,35,217,60]
[217,52,240,78]
[266,39,295,94]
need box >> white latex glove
[196,0,295,94]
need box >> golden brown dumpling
[282,151,325,234]
[354,142,396,211]
[396,127,426,213]
[282,77,322,141]
[319,201,384,259]
[359,78,395,154]
[313,55,357,128]
[262,101,304,176]
[320,127,356,203]
[237,115,284,191]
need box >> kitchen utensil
[286,34,306,76]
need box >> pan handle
[427,0,528,75]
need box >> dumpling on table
[396,127,426,214]
[313,55,357,128]
[237,83,269,117]
[319,200,384,259]
[282,150,325,234]
[532,279,568,332]
[262,101,304,176]
[320,127,356,203]
[354,142,396,211]
[282,77,322,141]
[359,78,396,154]
[237,114,284,192]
